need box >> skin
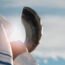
[11,41,27,59]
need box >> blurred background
[0,0,65,65]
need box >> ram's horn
[22,7,42,52]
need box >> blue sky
[0,7,65,16]
[0,0,65,16]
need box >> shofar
[22,7,42,52]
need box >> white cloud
[38,16,65,49]
[43,59,48,64]
[31,15,65,60]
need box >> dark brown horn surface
[22,7,42,52]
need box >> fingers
[0,24,13,65]
[14,52,37,65]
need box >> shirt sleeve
[0,51,12,65]
[0,24,13,65]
